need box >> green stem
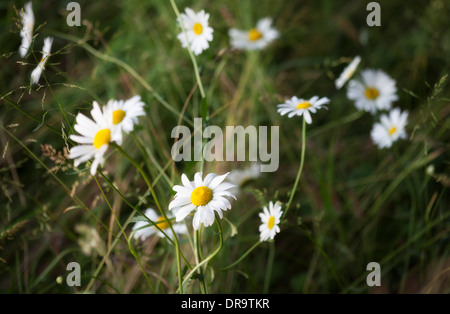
[263,241,275,293]
[0,95,61,136]
[127,231,156,292]
[282,117,307,219]
[181,216,223,291]
[195,228,207,294]
[221,241,262,271]
[169,0,205,98]
[113,143,184,294]
[97,169,193,270]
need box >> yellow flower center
[248,28,263,41]
[112,109,126,125]
[365,87,380,100]
[296,102,312,110]
[193,23,203,35]
[268,216,275,230]
[93,129,111,149]
[155,216,170,230]
[191,186,213,206]
[388,127,397,136]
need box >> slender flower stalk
[169,0,206,98]
[221,241,262,270]
[113,143,184,294]
[181,215,223,292]
[282,117,306,219]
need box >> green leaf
[32,111,48,133]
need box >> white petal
[208,173,229,190]
[168,197,191,210]
[174,203,196,221]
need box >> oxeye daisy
[105,95,146,143]
[277,95,330,124]
[370,108,408,149]
[168,172,237,230]
[177,8,213,55]
[335,56,361,90]
[132,208,188,241]
[19,1,34,58]
[69,101,121,175]
[347,69,398,114]
[227,163,261,195]
[259,201,283,242]
[30,37,53,85]
[228,17,279,51]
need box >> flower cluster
[176,8,279,55]
[69,96,146,175]
[344,64,408,149]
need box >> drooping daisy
[19,1,34,58]
[177,8,213,55]
[277,95,330,124]
[30,37,53,84]
[370,108,408,149]
[169,172,237,230]
[259,201,283,242]
[227,163,261,195]
[335,56,361,90]
[228,17,279,51]
[104,96,146,143]
[347,69,398,114]
[69,101,121,175]
[132,208,188,241]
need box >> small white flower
[277,95,330,124]
[104,95,146,143]
[69,101,121,175]
[335,56,361,90]
[370,108,408,149]
[19,1,34,58]
[227,163,261,195]
[169,172,237,230]
[259,201,283,242]
[132,208,188,241]
[347,69,398,114]
[177,8,213,55]
[30,37,53,84]
[229,17,279,50]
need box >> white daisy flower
[132,208,188,241]
[104,95,146,143]
[347,69,398,114]
[69,101,121,175]
[335,56,361,90]
[30,37,53,85]
[370,108,408,149]
[228,17,279,50]
[227,163,261,195]
[259,201,283,242]
[168,172,237,230]
[177,8,213,55]
[19,1,34,58]
[277,95,330,124]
